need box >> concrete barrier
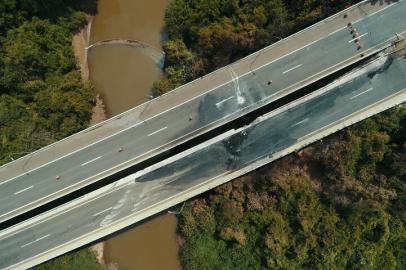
[0,0,393,183]
[3,82,404,270]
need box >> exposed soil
[90,242,120,270]
[72,16,107,125]
[90,242,105,265]
[72,15,93,80]
[90,93,107,126]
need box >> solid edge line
[0,0,381,175]
[0,36,393,223]
[8,93,405,270]
[0,0,396,183]
[0,40,394,223]
[1,58,396,240]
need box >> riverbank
[72,16,91,81]
[72,16,107,126]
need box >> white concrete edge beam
[0,42,400,224]
[1,51,403,238]
[0,0,381,173]
[6,92,405,270]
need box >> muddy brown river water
[104,214,181,270]
[88,0,168,116]
[88,45,160,116]
[88,0,181,269]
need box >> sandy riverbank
[90,242,120,270]
[72,16,107,126]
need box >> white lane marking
[282,64,302,74]
[0,0,403,238]
[348,33,368,43]
[216,96,234,107]
[0,34,394,222]
[0,42,392,221]
[1,17,348,186]
[14,185,34,195]
[290,118,309,128]
[2,86,404,256]
[21,234,50,248]
[81,156,103,167]
[350,88,374,100]
[147,126,168,137]
[1,0,398,187]
[93,207,113,217]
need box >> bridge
[0,0,406,269]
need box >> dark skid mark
[222,126,255,169]
[222,127,252,157]
[196,93,220,127]
[136,144,227,184]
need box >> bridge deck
[0,0,388,181]
[1,52,405,270]
[1,0,405,224]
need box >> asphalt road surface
[1,0,406,223]
[1,53,405,270]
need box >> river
[88,0,182,269]
[88,0,167,116]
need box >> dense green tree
[1,18,76,95]
[0,1,95,165]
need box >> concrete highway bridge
[0,0,406,269]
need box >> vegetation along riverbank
[1,0,404,269]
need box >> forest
[155,0,406,269]
[1,0,404,269]
[0,0,96,165]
